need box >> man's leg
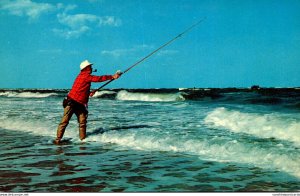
[56,105,74,142]
[76,109,88,141]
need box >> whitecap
[115,90,185,102]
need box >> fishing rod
[90,17,206,97]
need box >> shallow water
[0,90,299,192]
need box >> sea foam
[1,109,299,178]
[92,90,116,98]
[116,90,185,102]
[0,91,57,98]
[88,129,300,178]
[0,117,78,139]
[204,107,300,146]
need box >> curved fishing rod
[90,17,206,97]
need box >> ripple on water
[0,170,40,191]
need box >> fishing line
[90,17,206,97]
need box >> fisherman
[54,60,121,144]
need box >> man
[54,60,121,144]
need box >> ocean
[0,88,299,192]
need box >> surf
[0,91,58,98]
[204,107,300,146]
[88,128,300,179]
[1,109,299,179]
[115,90,185,102]
[1,92,299,180]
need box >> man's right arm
[89,75,114,82]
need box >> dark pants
[56,99,88,141]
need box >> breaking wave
[0,117,78,139]
[1,114,299,178]
[92,90,117,98]
[0,91,58,98]
[204,107,300,146]
[89,128,300,178]
[1,88,300,106]
[115,90,185,102]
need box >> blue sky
[0,0,300,89]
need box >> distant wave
[1,88,300,106]
[116,90,185,102]
[0,91,58,98]
[204,107,300,146]
[93,90,117,99]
